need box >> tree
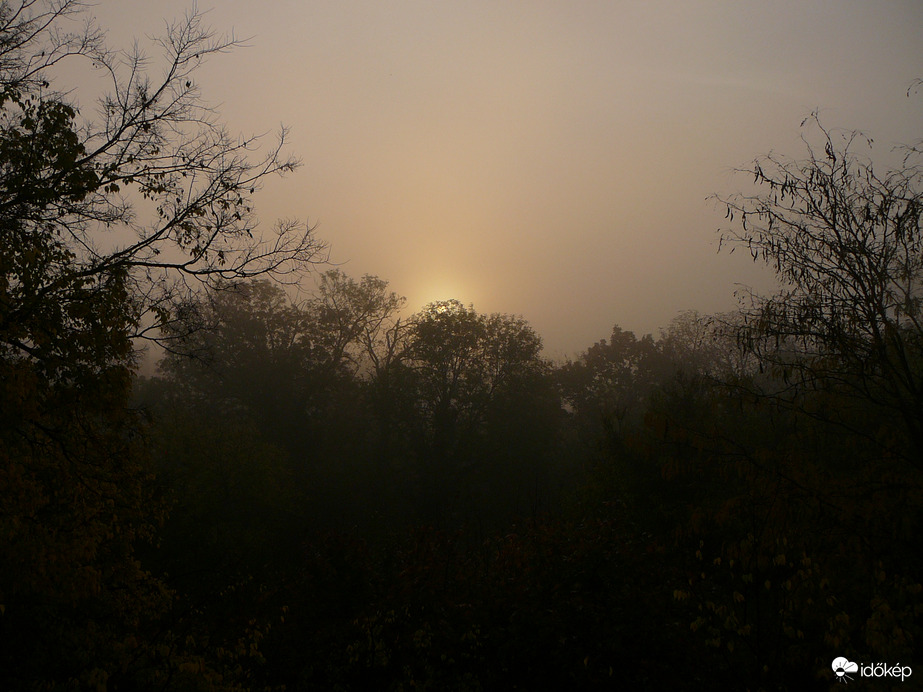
[1,1,325,359]
[557,325,669,448]
[153,274,416,537]
[157,273,406,461]
[407,300,548,466]
[408,299,490,464]
[309,269,407,377]
[395,300,559,526]
[0,2,323,687]
[139,376,297,594]
[302,270,413,479]
[158,279,315,423]
[0,286,170,688]
[717,114,923,463]
[658,310,754,380]
[656,114,923,684]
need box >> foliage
[397,300,563,526]
[406,299,549,464]
[658,376,923,689]
[258,515,692,691]
[6,4,920,687]
[1,0,325,353]
[647,113,923,688]
[718,114,923,463]
[309,269,407,377]
[557,325,668,447]
[0,2,323,687]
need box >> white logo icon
[832,657,858,683]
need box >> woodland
[1,3,921,690]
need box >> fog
[4,2,923,689]
[87,0,922,356]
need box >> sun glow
[408,274,473,312]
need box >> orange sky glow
[75,1,923,359]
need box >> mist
[2,1,922,689]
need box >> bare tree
[716,113,923,461]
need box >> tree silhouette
[717,113,923,463]
[0,3,322,687]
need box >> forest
[1,3,921,690]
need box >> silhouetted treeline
[2,4,921,689]
[125,273,921,690]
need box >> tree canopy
[2,3,921,689]
[718,114,923,464]
[0,2,324,687]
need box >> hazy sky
[83,1,922,358]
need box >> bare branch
[715,114,923,462]
[0,2,327,370]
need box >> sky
[79,1,922,359]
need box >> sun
[409,273,473,311]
